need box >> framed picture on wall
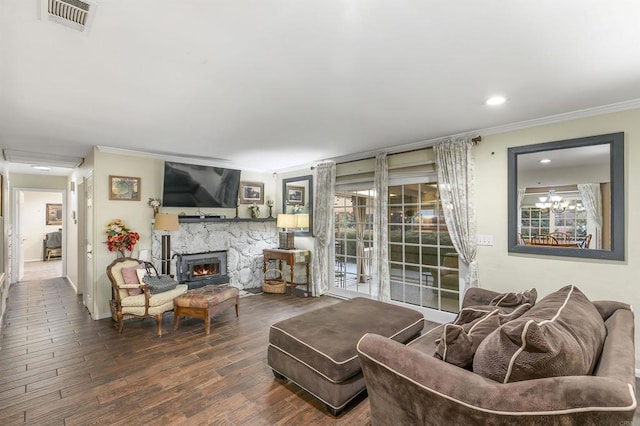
[46,203,63,226]
[239,181,264,204]
[109,175,141,201]
[286,186,305,205]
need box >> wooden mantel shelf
[177,215,276,224]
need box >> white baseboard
[93,312,113,320]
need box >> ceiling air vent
[41,0,97,33]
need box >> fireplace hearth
[176,251,229,289]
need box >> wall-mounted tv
[162,161,241,208]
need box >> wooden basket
[263,269,287,294]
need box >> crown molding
[322,99,640,165]
[477,98,640,137]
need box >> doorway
[13,189,65,282]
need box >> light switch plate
[477,235,494,246]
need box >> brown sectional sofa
[357,286,637,425]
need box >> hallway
[21,260,62,282]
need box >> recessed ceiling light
[32,165,51,171]
[485,96,507,106]
[540,159,551,164]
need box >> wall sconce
[153,213,179,275]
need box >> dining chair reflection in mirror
[548,232,571,244]
[531,235,558,245]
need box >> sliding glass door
[332,182,460,314]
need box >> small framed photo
[109,175,141,201]
[239,181,264,204]
[286,186,305,205]
[46,203,63,225]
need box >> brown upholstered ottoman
[268,297,423,416]
[173,285,239,335]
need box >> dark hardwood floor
[2,278,638,425]
[0,278,369,425]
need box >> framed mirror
[508,132,624,260]
[282,175,313,236]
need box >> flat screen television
[162,161,241,208]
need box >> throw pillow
[473,285,606,383]
[489,288,537,307]
[434,309,501,368]
[121,265,144,296]
[455,303,532,326]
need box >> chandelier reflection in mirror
[535,189,585,214]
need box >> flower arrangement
[148,197,162,215]
[292,204,304,214]
[105,219,140,257]
[248,203,260,218]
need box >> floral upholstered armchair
[106,257,188,336]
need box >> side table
[263,248,310,295]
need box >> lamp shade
[295,214,309,229]
[276,214,296,229]
[154,213,179,231]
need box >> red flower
[105,219,139,256]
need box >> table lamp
[154,213,179,274]
[277,214,296,249]
[295,214,309,230]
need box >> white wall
[475,107,640,368]
[21,191,63,261]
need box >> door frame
[11,187,66,283]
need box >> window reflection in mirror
[282,175,313,236]
[508,133,624,261]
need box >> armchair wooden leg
[116,312,124,334]
[155,314,163,336]
[234,297,239,317]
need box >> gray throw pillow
[434,309,501,368]
[489,288,537,307]
[455,303,532,326]
[473,285,606,383]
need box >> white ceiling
[2,1,640,175]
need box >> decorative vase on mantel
[153,207,159,216]
[249,203,260,219]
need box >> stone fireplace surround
[151,220,277,290]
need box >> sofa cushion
[434,309,500,368]
[489,288,537,307]
[473,285,606,383]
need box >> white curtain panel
[312,162,336,296]
[372,152,390,301]
[577,183,603,249]
[434,138,479,289]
